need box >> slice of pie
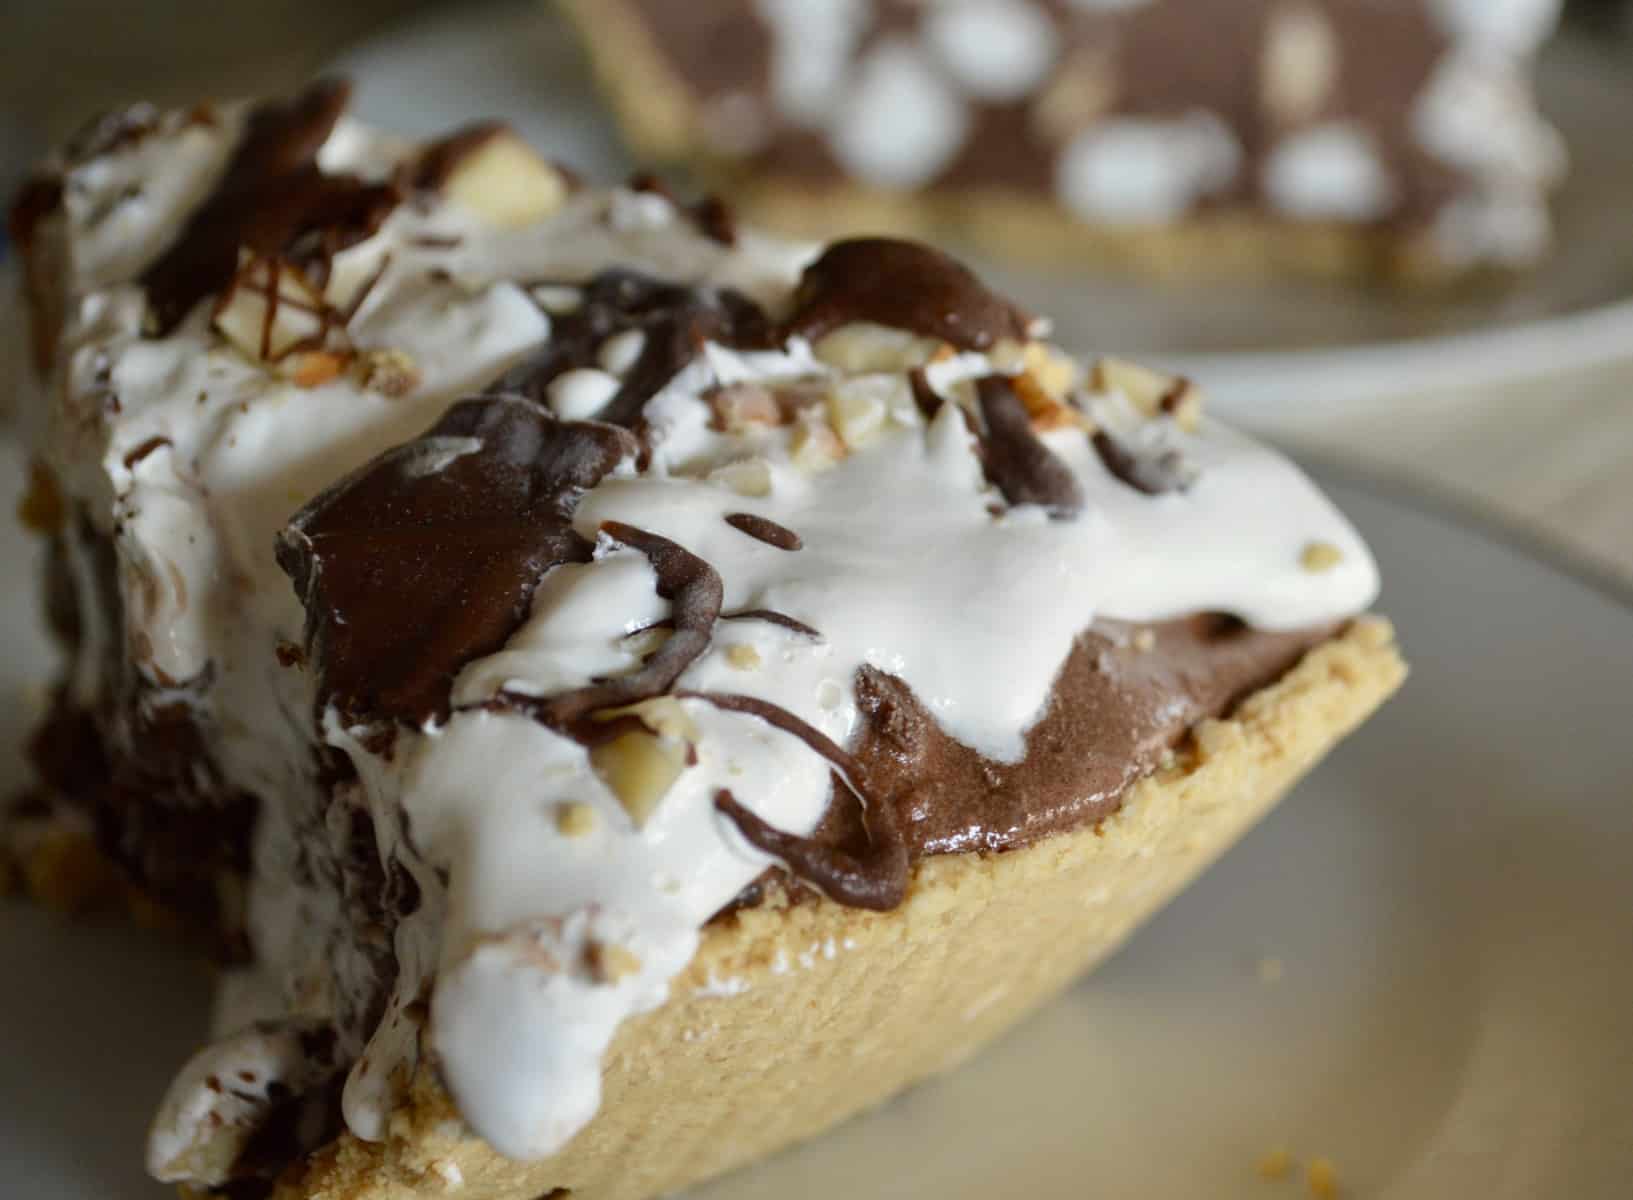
[4,82,1404,1200]
[561,0,1565,282]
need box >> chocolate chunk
[491,522,723,731]
[974,375,1084,517]
[493,268,773,440]
[141,80,401,334]
[1090,429,1195,496]
[7,175,64,250]
[784,237,1035,351]
[277,396,637,727]
[723,512,802,551]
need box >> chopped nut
[17,460,65,534]
[589,730,686,828]
[555,802,597,838]
[1012,369,1090,433]
[288,350,346,388]
[358,348,421,397]
[1262,2,1339,126]
[708,457,774,498]
[584,940,642,984]
[725,644,761,671]
[790,416,845,473]
[1090,355,1197,422]
[213,256,329,363]
[1032,45,1118,142]
[1307,1156,1340,1198]
[1300,541,1344,572]
[709,383,782,433]
[1256,1149,1294,1180]
[440,130,569,227]
[1132,628,1156,653]
[826,380,889,449]
[1161,379,1204,433]
[811,322,944,373]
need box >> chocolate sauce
[975,375,1084,516]
[277,396,637,727]
[491,269,773,439]
[723,512,803,551]
[1091,429,1194,496]
[785,238,1035,351]
[140,80,400,334]
[489,522,723,731]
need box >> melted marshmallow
[28,104,1378,1168]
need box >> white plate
[333,1,1633,424]
[3,435,1631,1197]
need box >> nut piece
[790,416,845,474]
[358,348,421,397]
[1090,356,1203,430]
[621,625,672,658]
[1300,540,1344,572]
[708,457,774,498]
[1262,2,1339,126]
[993,339,1080,401]
[709,383,782,433]
[289,350,346,388]
[1012,369,1090,433]
[555,802,597,838]
[826,380,889,449]
[213,255,330,363]
[725,643,762,671]
[590,731,686,828]
[584,940,642,984]
[588,697,699,828]
[441,130,570,228]
[812,322,946,373]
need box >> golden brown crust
[232,618,1404,1200]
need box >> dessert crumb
[556,802,597,838]
[1256,1148,1294,1180]
[726,643,762,670]
[1300,541,1344,572]
[1307,1156,1340,1198]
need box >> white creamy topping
[1056,113,1243,225]
[1264,123,1396,222]
[27,104,1378,1171]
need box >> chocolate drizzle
[276,397,637,727]
[721,609,823,639]
[784,237,1035,351]
[490,269,773,440]
[140,80,400,334]
[686,688,906,910]
[723,512,802,551]
[974,375,1084,516]
[489,522,723,731]
[1091,429,1195,496]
